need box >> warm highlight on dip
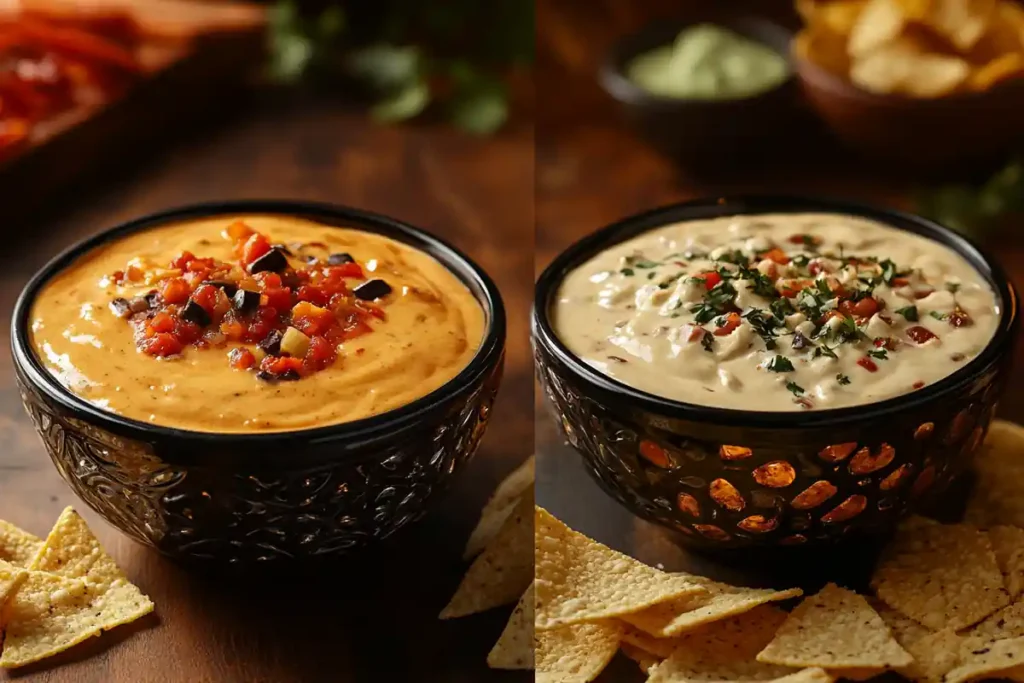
[29,215,485,433]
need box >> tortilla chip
[619,621,683,659]
[464,455,536,560]
[944,636,1024,683]
[848,0,906,57]
[0,561,28,617]
[0,520,44,568]
[534,507,705,629]
[536,620,622,683]
[756,583,912,672]
[28,507,154,624]
[965,420,1024,528]
[440,490,534,619]
[622,577,802,638]
[620,641,661,675]
[965,600,1024,643]
[646,606,834,683]
[0,560,151,668]
[871,520,1009,631]
[487,583,534,670]
[987,525,1024,598]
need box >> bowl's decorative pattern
[17,360,501,564]
[536,342,1005,550]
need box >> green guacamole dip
[627,24,790,100]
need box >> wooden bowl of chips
[793,0,1024,172]
[532,195,1019,551]
[11,200,507,566]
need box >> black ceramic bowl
[533,196,1018,550]
[12,200,506,565]
[599,14,800,169]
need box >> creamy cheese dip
[30,215,486,433]
[552,213,999,411]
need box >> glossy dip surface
[552,213,999,411]
[29,215,486,433]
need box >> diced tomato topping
[949,307,973,327]
[241,233,272,267]
[857,357,878,372]
[246,307,278,342]
[262,287,293,312]
[808,260,824,276]
[296,285,329,307]
[170,251,196,270]
[891,277,911,287]
[160,277,191,305]
[254,272,283,290]
[779,279,812,297]
[292,301,335,336]
[328,263,364,280]
[220,318,247,341]
[229,347,255,370]
[304,335,336,371]
[173,318,202,344]
[713,312,741,336]
[191,284,219,315]
[874,337,899,350]
[906,326,938,344]
[148,312,175,335]
[261,355,304,376]
[226,220,255,243]
[141,332,182,357]
[762,248,790,265]
[681,324,705,342]
[693,271,721,290]
[840,296,879,318]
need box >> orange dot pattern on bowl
[738,515,779,533]
[639,439,670,468]
[880,464,914,491]
[710,478,745,512]
[719,445,753,461]
[752,461,796,488]
[677,493,701,517]
[818,442,858,463]
[849,443,896,475]
[821,495,868,524]
[915,422,935,440]
[693,524,731,541]
[791,480,838,510]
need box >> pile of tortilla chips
[794,0,1024,97]
[0,506,153,668]
[440,455,535,671]
[532,420,1024,683]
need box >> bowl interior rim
[12,199,506,447]
[533,194,1018,428]
[600,14,797,108]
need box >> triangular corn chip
[464,455,535,559]
[0,520,43,568]
[487,582,534,670]
[536,620,621,683]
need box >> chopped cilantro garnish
[633,258,659,269]
[815,279,833,298]
[867,348,888,360]
[813,344,838,360]
[741,268,778,298]
[657,273,684,290]
[790,254,811,269]
[766,355,795,373]
[700,331,714,352]
[620,268,634,276]
[786,381,805,396]
[647,271,657,280]
[930,311,950,321]
[946,282,961,294]
[836,374,851,386]
[742,308,783,350]
[895,305,919,322]
[715,249,748,266]
[770,297,795,320]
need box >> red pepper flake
[912,381,925,389]
[906,326,938,344]
[857,357,878,372]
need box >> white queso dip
[552,213,1000,411]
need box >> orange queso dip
[29,215,485,433]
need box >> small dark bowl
[533,196,1018,551]
[796,51,1024,174]
[12,200,506,565]
[599,14,800,169]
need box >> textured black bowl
[599,14,800,170]
[534,196,1018,550]
[12,200,506,565]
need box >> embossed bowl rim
[12,200,506,451]
[533,195,1018,427]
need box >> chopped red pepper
[762,248,790,265]
[229,347,255,370]
[141,332,182,357]
[906,326,938,344]
[159,277,191,305]
[948,307,973,327]
[241,233,272,267]
[692,271,721,290]
[857,357,878,372]
[713,312,741,336]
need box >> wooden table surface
[536,2,1024,681]
[0,92,533,682]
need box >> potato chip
[534,507,705,629]
[464,455,535,560]
[756,583,912,672]
[441,490,534,619]
[871,520,1008,631]
[621,577,802,638]
[0,520,44,568]
[0,559,151,668]
[851,39,971,96]
[987,525,1024,597]
[646,606,834,683]
[620,641,661,675]
[849,0,907,57]
[969,52,1024,90]
[487,582,534,670]
[536,620,622,683]
[965,421,1024,528]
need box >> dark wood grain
[536,2,1024,681]
[0,92,533,683]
